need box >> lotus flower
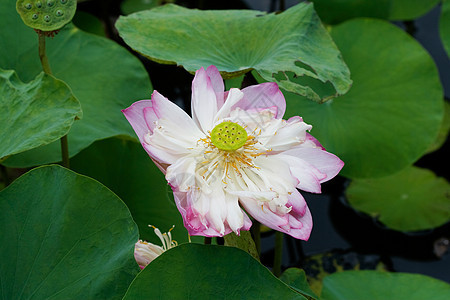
[123,66,343,240]
[134,225,177,269]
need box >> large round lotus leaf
[321,271,450,300]
[70,137,190,244]
[0,0,152,167]
[16,0,76,31]
[441,0,450,58]
[346,166,450,232]
[311,0,440,24]
[116,3,352,103]
[0,69,81,160]
[283,18,443,178]
[0,165,139,299]
[123,243,306,299]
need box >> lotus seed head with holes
[16,0,76,31]
[210,121,248,151]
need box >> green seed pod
[16,0,76,31]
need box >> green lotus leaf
[0,0,152,167]
[440,0,450,58]
[282,18,443,178]
[280,268,319,300]
[121,0,160,15]
[346,166,450,232]
[311,0,440,24]
[123,243,306,299]
[0,69,81,160]
[321,271,450,300]
[0,165,139,299]
[426,101,450,154]
[70,137,191,244]
[116,3,352,103]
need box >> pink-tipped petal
[239,198,289,229]
[303,133,325,149]
[122,100,152,144]
[151,90,200,135]
[287,189,307,216]
[236,82,286,118]
[286,206,313,241]
[206,65,226,108]
[277,154,325,193]
[143,107,158,132]
[191,67,218,132]
[214,88,244,121]
[282,147,344,183]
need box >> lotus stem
[273,231,283,277]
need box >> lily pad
[441,0,450,58]
[0,69,81,160]
[282,18,443,178]
[0,165,139,299]
[70,137,190,244]
[311,0,440,24]
[0,0,152,167]
[116,3,352,103]
[321,271,450,300]
[346,166,450,232]
[123,243,306,299]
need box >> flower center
[210,121,248,151]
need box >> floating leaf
[311,0,440,24]
[0,165,139,299]
[280,268,319,300]
[70,137,190,244]
[282,18,443,178]
[116,3,352,103]
[123,243,306,299]
[346,166,450,232]
[321,271,450,300]
[441,0,450,58]
[0,0,152,167]
[0,69,81,160]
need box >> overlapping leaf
[123,244,306,299]
[0,69,81,160]
[0,165,139,299]
[0,0,152,167]
[116,3,352,103]
[280,268,319,300]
